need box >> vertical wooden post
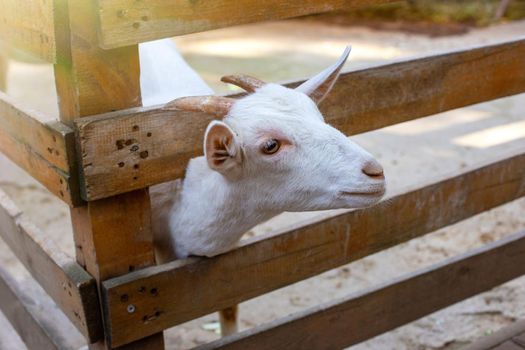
[0,50,7,92]
[53,1,164,348]
[220,305,239,336]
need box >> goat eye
[261,139,280,154]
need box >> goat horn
[221,74,266,93]
[163,96,236,117]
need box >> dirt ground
[0,19,524,350]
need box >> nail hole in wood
[116,140,125,149]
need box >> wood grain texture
[0,91,80,206]
[76,38,525,201]
[96,0,394,49]
[219,305,239,336]
[0,53,6,91]
[54,1,141,122]
[0,0,56,62]
[198,231,525,350]
[54,1,164,348]
[0,188,102,342]
[0,266,86,350]
[75,189,157,282]
[101,150,525,347]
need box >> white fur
[139,39,213,106]
[141,41,386,261]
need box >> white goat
[139,40,386,262]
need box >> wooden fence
[0,1,523,349]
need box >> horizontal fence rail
[102,150,525,347]
[0,0,56,62]
[0,92,80,206]
[96,0,395,49]
[463,319,525,350]
[0,265,86,350]
[76,38,525,201]
[200,230,525,350]
[0,188,103,342]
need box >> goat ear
[204,121,242,174]
[295,46,351,105]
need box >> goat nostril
[362,160,384,178]
[364,171,384,179]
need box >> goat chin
[143,40,385,260]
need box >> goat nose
[362,160,384,178]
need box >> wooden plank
[493,342,525,350]
[54,3,141,122]
[514,333,525,348]
[101,150,525,347]
[54,0,155,285]
[0,91,81,206]
[197,230,525,350]
[0,92,69,169]
[0,52,6,91]
[463,320,525,350]
[0,0,56,62]
[0,266,86,350]
[53,1,165,348]
[74,190,158,282]
[96,0,394,49]
[0,188,103,342]
[76,37,525,201]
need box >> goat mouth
[339,189,385,197]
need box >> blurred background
[1,1,525,349]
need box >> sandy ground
[0,19,525,350]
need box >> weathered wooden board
[0,92,69,169]
[0,266,86,350]
[198,230,525,350]
[463,319,525,350]
[54,1,165,348]
[0,0,56,62]
[101,150,525,347]
[76,38,525,201]
[54,4,142,121]
[0,188,102,342]
[0,53,6,91]
[96,0,394,49]
[0,91,80,206]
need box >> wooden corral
[0,1,523,349]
